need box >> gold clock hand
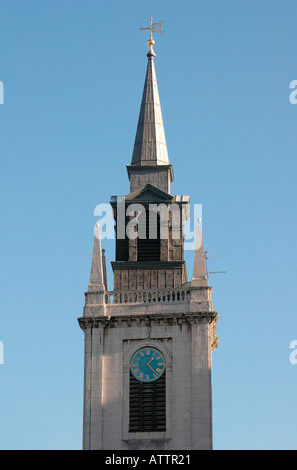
[147,357,155,366]
[147,363,156,373]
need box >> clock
[130,347,165,383]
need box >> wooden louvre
[129,371,166,432]
[137,210,161,261]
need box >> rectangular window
[129,371,166,432]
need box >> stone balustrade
[105,287,191,305]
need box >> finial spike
[191,218,208,287]
[88,224,105,291]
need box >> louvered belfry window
[137,209,161,261]
[116,215,129,261]
[129,372,166,432]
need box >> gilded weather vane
[139,17,164,54]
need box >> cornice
[78,311,218,331]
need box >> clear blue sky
[0,0,297,450]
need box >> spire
[191,218,208,287]
[102,248,108,291]
[88,223,105,292]
[131,26,169,166]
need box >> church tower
[78,22,218,451]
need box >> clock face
[130,347,165,383]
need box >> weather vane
[139,17,164,54]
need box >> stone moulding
[78,311,218,348]
[78,311,217,326]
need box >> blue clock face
[130,347,165,383]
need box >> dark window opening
[116,215,129,261]
[137,210,161,261]
[129,372,166,432]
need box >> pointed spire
[131,49,169,166]
[88,223,105,292]
[102,248,108,291]
[191,218,208,287]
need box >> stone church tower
[78,31,218,451]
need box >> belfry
[78,19,219,451]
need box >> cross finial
[139,17,164,56]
